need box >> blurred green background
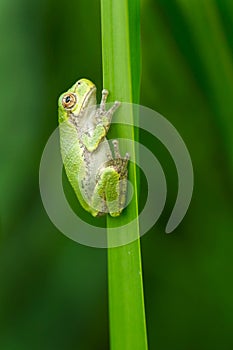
[1,0,233,349]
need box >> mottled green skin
[58,118,90,213]
[58,78,129,217]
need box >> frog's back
[59,120,90,212]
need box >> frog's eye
[62,93,77,109]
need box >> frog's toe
[125,152,130,160]
[112,139,121,158]
[102,89,109,95]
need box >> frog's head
[58,78,96,123]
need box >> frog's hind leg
[91,141,129,217]
[109,140,129,216]
[91,166,121,216]
[110,140,130,216]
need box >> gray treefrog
[58,78,129,217]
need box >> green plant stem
[101,0,148,349]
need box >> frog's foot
[111,140,129,215]
[112,140,130,163]
[96,88,120,125]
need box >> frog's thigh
[92,167,121,217]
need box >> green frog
[58,78,129,217]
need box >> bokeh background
[1,0,233,349]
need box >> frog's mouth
[81,86,97,110]
[69,85,97,123]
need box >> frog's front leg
[99,96,120,133]
[81,89,120,152]
[91,140,129,217]
[98,89,119,119]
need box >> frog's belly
[82,138,112,197]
